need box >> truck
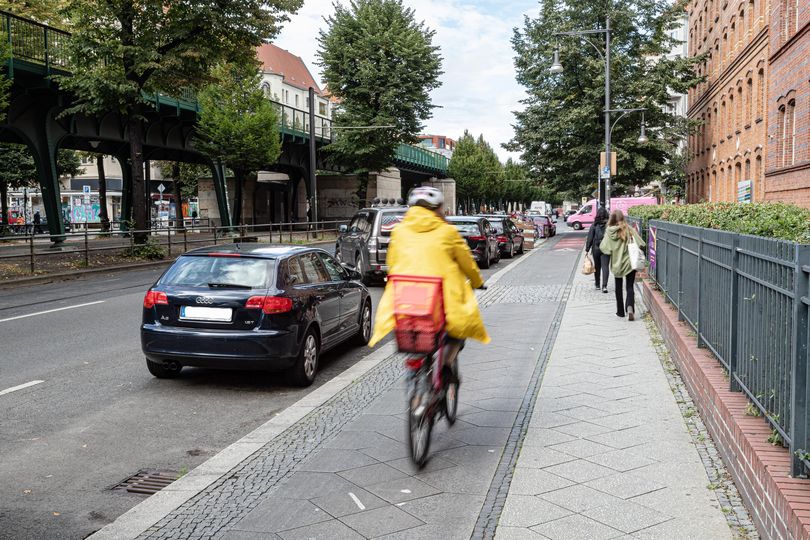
[529,201,553,216]
[566,197,657,230]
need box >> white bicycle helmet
[407,186,444,209]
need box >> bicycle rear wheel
[408,406,433,468]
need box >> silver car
[336,206,407,284]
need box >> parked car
[141,245,372,387]
[447,216,500,269]
[532,215,557,238]
[335,206,407,284]
[479,215,525,258]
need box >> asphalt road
[0,240,534,540]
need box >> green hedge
[627,202,810,243]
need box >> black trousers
[614,271,637,317]
[593,251,610,289]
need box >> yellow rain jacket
[369,206,491,347]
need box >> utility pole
[308,87,318,224]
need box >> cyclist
[368,187,490,371]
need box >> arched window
[745,159,751,180]
[730,20,737,52]
[777,104,786,167]
[713,104,719,142]
[739,9,745,43]
[785,99,796,166]
[756,155,762,183]
[721,100,727,138]
[757,68,765,120]
[747,0,755,31]
[746,78,753,125]
[706,112,712,150]
[737,86,743,130]
[728,93,734,136]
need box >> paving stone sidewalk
[495,266,742,539]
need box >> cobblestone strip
[139,350,406,540]
[644,314,759,539]
[471,257,580,539]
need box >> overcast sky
[275,0,541,162]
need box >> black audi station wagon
[141,245,372,386]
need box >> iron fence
[0,219,347,278]
[638,218,810,477]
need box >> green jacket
[599,225,646,278]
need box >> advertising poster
[648,226,657,277]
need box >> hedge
[627,202,810,243]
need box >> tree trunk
[233,170,244,225]
[172,163,184,232]
[356,171,369,209]
[96,155,110,233]
[128,113,148,243]
[0,181,8,229]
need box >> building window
[784,99,796,166]
[746,79,753,125]
[728,94,734,136]
[755,155,762,182]
[756,69,764,120]
[747,0,755,30]
[295,94,299,107]
[777,104,786,167]
[318,102,326,115]
[745,159,751,180]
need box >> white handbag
[628,234,647,272]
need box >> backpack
[592,223,606,251]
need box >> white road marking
[0,301,105,323]
[348,492,366,511]
[0,380,44,397]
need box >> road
[0,239,538,540]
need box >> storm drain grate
[111,469,179,495]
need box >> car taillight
[143,290,168,309]
[405,357,424,371]
[497,235,507,242]
[246,296,293,314]
[468,235,486,241]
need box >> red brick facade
[686,0,770,203]
[764,2,810,205]
[644,282,810,539]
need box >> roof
[257,44,323,95]
[185,244,323,259]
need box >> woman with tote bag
[599,209,646,321]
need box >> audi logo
[195,297,215,305]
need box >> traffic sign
[601,166,611,180]
[83,185,91,194]
[157,183,166,193]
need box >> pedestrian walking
[33,210,42,235]
[585,207,610,293]
[599,209,645,321]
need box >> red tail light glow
[497,235,507,242]
[246,296,293,314]
[468,235,485,241]
[143,290,169,309]
[405,357,425,371]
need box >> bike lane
[92,233,584,540]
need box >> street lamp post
[551,16,649,211]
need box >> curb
[88,239,545,540]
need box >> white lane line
[0,300,105,323]
[0,380,44,397]
[348,492,366,511]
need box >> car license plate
[180,306,233,322]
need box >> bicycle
[391,275,485,467]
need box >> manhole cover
[111,469,179,495]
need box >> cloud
[274,0,539,162]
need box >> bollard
[29,234,35,274]
[84,229,89,267]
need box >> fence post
[183,228,187,253]
[789,246,810,477]
[729,235,740,392]
[677,230,684,322]
[167,226,172,257]
[696,230,703,348]
[29,233,35,274]
[84,228,89,267]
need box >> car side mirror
[339,224,348,233]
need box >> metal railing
[0,219,347,278]
[637,218,810,477]
[273,102,333,142]
[2,10,70,76]
[395,143,449,173]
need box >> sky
[275,0,542,162]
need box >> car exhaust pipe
[166,361,180,371]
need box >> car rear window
[451,222,480,235]
[160,256,274,289]
[490,221,504,233]
[379,212,406,236]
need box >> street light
[549,48,564,74]
[637,115,649,144]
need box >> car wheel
[290,328,319,387]
[517,239,524,255]
[573,222,583,231]
[354,300,372,345]
[480,248,491,269]
[356,254,373,286]
[146,358,182,379]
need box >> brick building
[764,0,810,206]
[685,0,770,203]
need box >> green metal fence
[638,218,810,477]
[395,143,449,174]
[2,10,70,76]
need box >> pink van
[566,197,657,230]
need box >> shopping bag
[581,253,595,275]
[628,235,647,272]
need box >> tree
[448,131,504,213]
[508,0,702,199]
[0,144,80,229]
[0,0,69,27]
[59,0,302,240]
[318,0,443,202]
[195,63,281,225]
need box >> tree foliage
[0,0,69,27]
[195,63,282,224]
[508,0,702,199]
[59,0,302,237]
[317,0,443,181]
